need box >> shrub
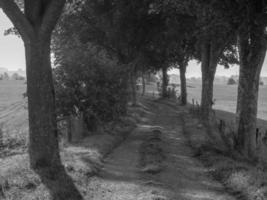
[54,54,128,130]
[227,77,237,85]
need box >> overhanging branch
[40,0,66,38]
[0,0,34,43]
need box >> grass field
[187,83,267,121]
[0,80,28,144]
[187,83,267,131]
[143,82,267,130]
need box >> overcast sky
[0,10,25,71]
[1,10,267,77]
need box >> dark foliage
[54,49,128,126]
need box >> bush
[227,77,237,85]
[54,54,128,130]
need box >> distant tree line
[0,72,25,81]
[228,77,264,86]
[227,77,237,85]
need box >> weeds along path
[87,98,237,200]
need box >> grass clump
[0,111,137,200]
[183,110,267,200]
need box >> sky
[0,10,25,71]
[1,10,267,77]
[169,61,240,78]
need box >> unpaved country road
[87,98,237,200]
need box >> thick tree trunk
[130,70,137,106]
[148,73,151,82]
[0,124,3,148]
[236,28,267,158]
[141,71,146,96]
[200,42,218,122]
[25,37,61,169]
[162,66,168,98]
[179,63,187,105]
[0,2,85,200]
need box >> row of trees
[0,0,266,182]
[147,0,266,159]
[195,0,267,159]
[0,72,25,80]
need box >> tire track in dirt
[86,98,239,200]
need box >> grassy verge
[214,108,267,131]
[182,109,267,200]
[0,108,140,200]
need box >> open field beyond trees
[0,80,27,146]
[187,83,267,128]
[3,80,267,142]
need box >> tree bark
[161,66,168,98]
[0,124,3,148]
[0,0,65,170]
[236,26,267,158]
[141,70,146,96]
[179,63,187,105]
[25,37,61,169]
[200,42,218,122]
[130,70,137,106]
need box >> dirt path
[87,99,237,200]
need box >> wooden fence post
[192,99,195,114]
[0,124,3,149]
[219,119,226,134]
[196,101,200,117]
[67,116,72,142]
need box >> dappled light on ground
[82,98,237,200]
[1,97,241,199]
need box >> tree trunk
[179,63,187,105]
[0,124,3,148]
[0,0,66,171]
[141,71,146,96]
[200,42,218,122]
[25,37,61,169]
[148,73,151,82]
[162,66,168,98]
[236,27,267,158]
[130,70,137,106]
